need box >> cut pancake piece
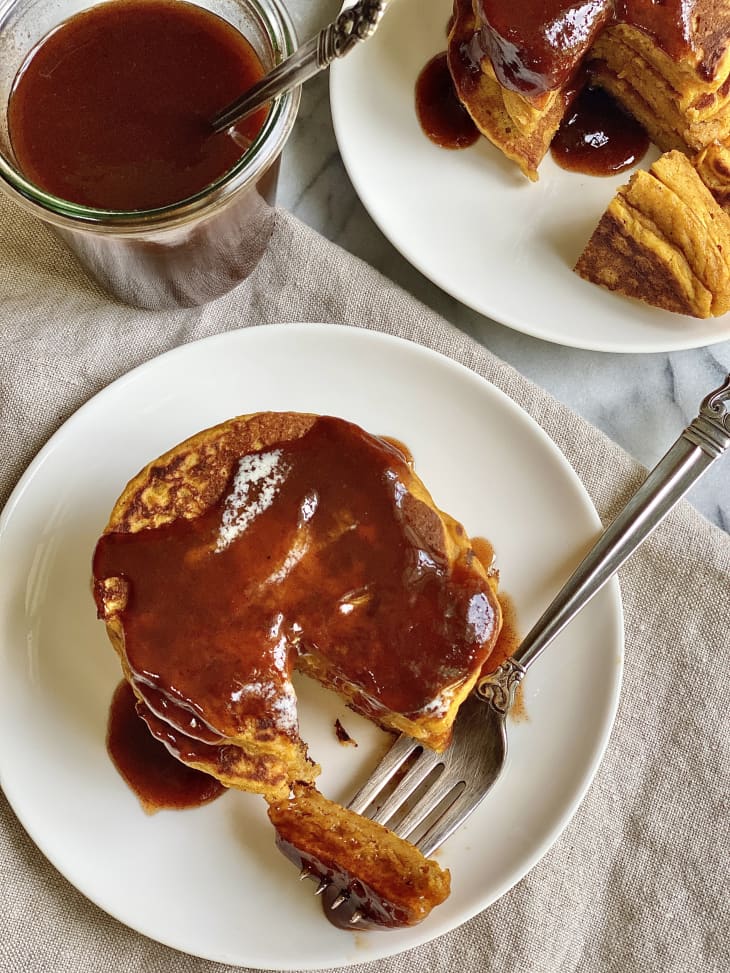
[447,0,574,180]
[589,22,730,155]
[575,150,730,317]
[268,784,451,928]
[93,413,502,800]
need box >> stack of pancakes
[447,0,730,317]
[589,8,730,156]
[93,411,502,926]
[453,0,730,176]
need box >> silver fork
[310,375,730,924]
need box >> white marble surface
[279,1,730,531]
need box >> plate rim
[0,322,624,969]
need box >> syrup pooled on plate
[416,52,480,149]
[551,86,649,175]
[107,681,225,812]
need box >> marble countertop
[279,1,730,532]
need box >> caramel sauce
[93,417,500,746]
[415,53,480,149]
[107,681,225,812]
[474,0,717,99]
[380,436,414,467]
[8,0,268,210]
[551,86,649,174]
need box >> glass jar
[0,0,299,310]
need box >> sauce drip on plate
[551,86,649,174]
[107,681,226,812]
[416,53,480,149]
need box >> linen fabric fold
[1,198,728,973]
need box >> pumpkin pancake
[93,412,502,800]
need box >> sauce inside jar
[8,0,268,210]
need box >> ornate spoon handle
[211,1,388,133]
[478,375,730,710]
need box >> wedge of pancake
[447,0,576,180]
[574,150,730,317]
[268,784,451,927]
[93,412,502,800]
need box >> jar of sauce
[0,0,299,310]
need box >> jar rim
[0,0,299,232]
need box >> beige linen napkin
[1,197,729,973]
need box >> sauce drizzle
[551,86,649,175]
[107,681,226,812]
[415,53,480,149]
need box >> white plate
[0,323,622,969]
[330,0,730,353]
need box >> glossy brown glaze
[476,0,613,97]
[8,0,268,210]
[551,85,649,174]
[93,417,499,740]
[416,53,480,149]
[107,681,225,812]
[474,0,721,98]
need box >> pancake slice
[268,784,451,928]
[574,150,730,317]
[447,0,575,180]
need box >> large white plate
[0,323,622,969]
[330,0,730,353]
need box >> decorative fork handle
[478,375,730,712]
[211,1,388,132]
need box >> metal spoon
[211,0,388,134]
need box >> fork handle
[478,375,730,707]
[211,0,388,132]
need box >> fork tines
[309,693,508,920]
